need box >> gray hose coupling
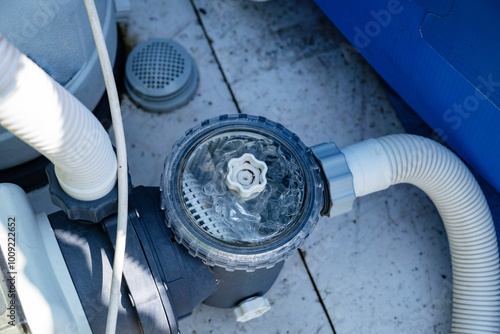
[311,142,355,217]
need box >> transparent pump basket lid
[161,115,324,271]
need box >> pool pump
[49,114,327,333]
[1,113,499,334]
[0,112,328,333]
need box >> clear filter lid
[161,115,324,271]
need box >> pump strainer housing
[161,114,324,271]
[125,39,199,112]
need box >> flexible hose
[0,36,117,201]
[82,0,128,333]
[341,134,500,333]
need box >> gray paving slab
[192,0,452,333]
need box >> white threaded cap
[234,297,271,322]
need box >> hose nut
[47,163,131,223]
[311,142,355,217]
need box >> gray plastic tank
[0,0,117,170]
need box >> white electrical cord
[341,134,500,333]
[82,1,128,333]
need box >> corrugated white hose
[341,134,500,333]
[0,36,117,201]
[82,0,128,333]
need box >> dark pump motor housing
[50,187,216,334]
[48,115,325,333]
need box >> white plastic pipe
[341,134,500,333]
[0,36,117,201]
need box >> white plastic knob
[226,153,268,199]
[233,297,271,322]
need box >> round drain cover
[125,39,199,112]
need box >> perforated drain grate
[125,39,199,112]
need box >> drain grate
[125,39,199,112]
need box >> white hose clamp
[311,142,355,217]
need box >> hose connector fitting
[311,142,355,217]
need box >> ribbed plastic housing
[161,114,324,271]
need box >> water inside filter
[182,131,305,244]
